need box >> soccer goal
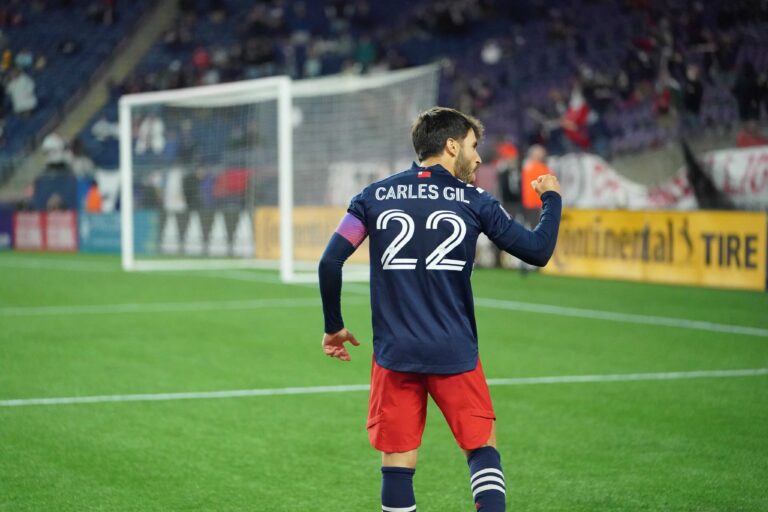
[119,64,439,282]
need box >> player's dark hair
[411,107,484,161]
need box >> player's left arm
[318,213,367,361]
[479,178,562,267]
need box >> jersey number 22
[376,209,466,271]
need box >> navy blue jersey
[339,162,561,374]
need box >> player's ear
[446,138,458,157]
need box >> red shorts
[366,357,496,452]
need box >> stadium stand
[2,0,767,194]
[75,0,768,174]
[0,0,153,183]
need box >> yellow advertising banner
[254,207,369,264]
[543,210,767,291]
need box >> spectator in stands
[192,46,210,71]
[164,18,194,50]
[759,71,768,120]
[325,0,352,34]
[41,132,72,172]
[615,70,636,106]
[580,66,613,158]
[200,66,220,86]
[33,52,46,71]
[14,47,33,70]
[732,63,761,122]
[70,137,95,176]
[525,88,567,156]
[6,67,37,116]
[303,43,322,78]
[137,175,162,209]
[241,36,275,78]
[210,45,229,70]
[353,35,377,73]
[561,83,591,151]
[90,115,119,169]
[521,144,554,226]
[680,64,704,136]
[494,142,521,213]
[47,193,64,211]
[84,179,103,213]
[91,114,119,141]
[652,49,679,138]
[0,4,24,27]
[177,118,198,163]
[135,113,165,155]
[290,2,311,45]
[182,168,203,211]
[713,31,741,88]
[1,48,11,72]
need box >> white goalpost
[119,64,439,282]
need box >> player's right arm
[481,174,562,266]
[318,212,367,361]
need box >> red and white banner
[13,212,44,250]
[700,146,768,210]
[547,153,695,210]
[548,145,768,210]
[46,211,78,251]
[12,211,78,252]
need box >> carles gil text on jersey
[374,184,471,204]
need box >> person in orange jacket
[521,144,554,212]
[85,180,102,213]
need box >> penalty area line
[0,297,366,316]
[474,298,768,338]
[1,368,766,408]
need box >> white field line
[0,258,119,272]
[0,297,363,317]
[0,259,357,293]
[485,368,768,385]
[1,368,766,408]
[0,258,288,284]
[1,258,764,337]
[474,298,768,338]
[1,295,764,337]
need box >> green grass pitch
[1,252,767,511]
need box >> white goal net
[119,65,440,282]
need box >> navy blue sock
[381,466,416,512]
[467,446,506,511]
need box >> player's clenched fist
[531,174,560,196]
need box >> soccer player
[318,107,561,512]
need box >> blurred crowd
[118,0,415,96]
[2,0,768,170]
[521,1,768,158]
[0,0,119,150]
[118,0,768,162]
